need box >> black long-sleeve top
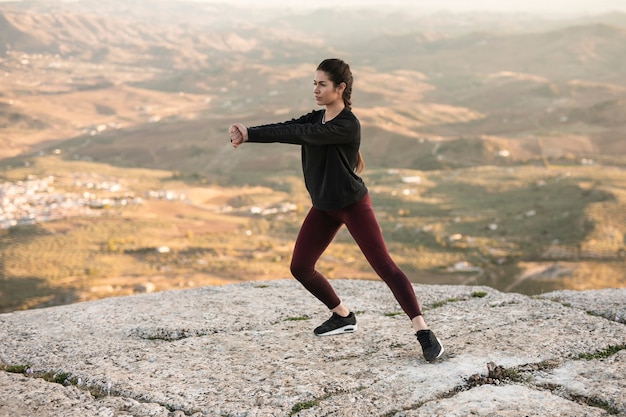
[247,108,368,210]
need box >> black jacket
[247,108,368,210]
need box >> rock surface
[0,280,624,417]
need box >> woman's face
[313,70,344,107]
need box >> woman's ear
[337,82,347,94]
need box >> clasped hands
[229,123,248,148]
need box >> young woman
[229,58,444,362]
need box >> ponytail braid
[316,58,363,173]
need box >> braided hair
[316,58,363,173]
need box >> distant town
[0,173,142,229]
[0,169,306,230]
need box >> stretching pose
[229,58,444,362]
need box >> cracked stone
[0,280,624,416]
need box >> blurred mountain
[0,0,625,171]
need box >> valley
[0,1,624,312]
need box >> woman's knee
[371,261,397,278]
[376,265,407,285]
[290,261,313,280]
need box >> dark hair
[317,58,353,110]
[316,58,363,173]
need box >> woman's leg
[290,207,344,310]
[339,194,424,322]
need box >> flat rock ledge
[0,280,624,417]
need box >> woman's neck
[323,103,345,123]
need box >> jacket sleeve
[247,113,358,146]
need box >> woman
[229,58,444,362]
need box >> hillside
[1,2,625,165]
[363,23,626,84]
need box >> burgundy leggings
[290,193,422,319]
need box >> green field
[1,156,624,312]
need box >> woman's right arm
[229,112,315,148]
[248,112,358,146]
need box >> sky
[186,0,626,15]
[1,0,625,15]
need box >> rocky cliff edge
[0,280,625,417]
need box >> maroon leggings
[290,193,422,319]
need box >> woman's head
[316,58,353,110]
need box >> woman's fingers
[233,123,248,142]
[228,123,247,148]
[229,124,242,144]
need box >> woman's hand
[229,123,248,148]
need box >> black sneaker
[416,329,444,362]
[314,312,357,336]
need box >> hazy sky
[188,0,626,14]
[2,0,625,15]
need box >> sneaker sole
[314,324,357,336]
[433,345,445,360]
